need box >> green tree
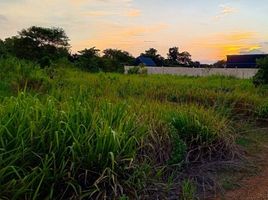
[76,47,101,72]
[253,57,268,86]
[0,39,7,57]
[78,47,100,58]
[3,26,70,62]
[103,49,135,72]
[19,26,69,48]
[103,49,134,64]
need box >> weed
[181,179,196,200]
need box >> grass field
[1,57,268,199]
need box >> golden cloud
[125,9,141,17]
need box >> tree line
[0,26,225,72]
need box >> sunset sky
[0,0,267,63]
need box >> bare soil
[215,145,268,200]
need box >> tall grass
[0,94,146,199]
[0,58,267,198]
[0,57,50,96]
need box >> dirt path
[216,147,268,200]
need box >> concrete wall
[124,66,258,79]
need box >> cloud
[125,9,141,17]
[74,22,169,53]
[189,31,263,61]
[261,42,268,45]
[240,46,265,55]
[214,4,237,21]
[122,23,168,37]
[0,14,7,22]
[220,32,257,41]
[84,11,112,17]
[83,9,141,18]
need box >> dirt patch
[215,145,268,200]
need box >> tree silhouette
[141,48,164,66]
[167,47,179,63]
[178,51,192,66]
[3,26,70,61]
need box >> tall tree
[0,39,7,57]
[19,26,69,48]
[178,51,192,66]
[103,49,135,72]
[4,26,70,61]
[103,49,134,63]
[78,47,100,58]
[141,48,164,66]
[167,47,179,63]
[76,47,101,72]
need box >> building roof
[135,56,156,66]
[226,54,268,68]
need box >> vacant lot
[1,58,268,199]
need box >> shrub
[257,102,268,119]
[39,56,52,68]
[127,66,140,74]
[0,56,50,93]
[167,106,234,163]
[253,57,268,86]
[127,65,148,75]
[169,131,187,165]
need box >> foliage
[166,47,196,67]
[1,26,203,71]
[127,66,140,74]
[168,106,232,162]
[3,26,70,62]
[127,65,148,75]
[1,57,268,199]
[39,56,52,68]
[257,102,268,118]
[75,47,101,72]
[0,39,7,57]
[178,51,192,66]
[213,60,226,68]
[103,49,135,65]
[0,94,146,199]
[73,47,134,73]
[19,26,69,47]
[253,57,268,86]
[169,132,187,165]
[141,48,165,66]
[181,179,196,200]
[167,46,180,65]
[0,56,50,94]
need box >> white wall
[124,66,258,79]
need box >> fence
[124,66,258,79]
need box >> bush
[253,57,268,86]
[0,56,50,93]
[167,106,234,163]
[39,56,52,68]
[257,102,268,119]
[127,66,140,74]
[127,65,148,75]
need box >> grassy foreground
[0,57,268,199]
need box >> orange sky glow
[0,0,267,63]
